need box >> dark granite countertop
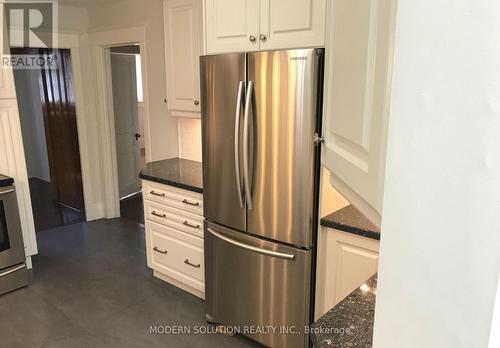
[0,174,14,187]
[311,274,377,348]
[321,205,380,240]
[139,158,203,194]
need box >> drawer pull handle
[151,211,166,218]
[183,221,201,229]
[150,191,165,197]
[153,247,168,254]
[182,199,200,207]
[184,259,201,268]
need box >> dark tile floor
[0,219,261,348]
[29,178,85,233]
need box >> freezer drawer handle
[153,247,168,255]
[207,228,295,260]
[150,190,165,198]
[0,263,26,278]
[184,259,201,268]
[151,211,166,218]
[182,199,200,207]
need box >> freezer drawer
[204,221,312,348]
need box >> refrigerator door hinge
[313,133,325,146]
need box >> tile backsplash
[177,118,202,162]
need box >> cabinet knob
[259,34,267,42]
[249,35,256,43]
[194,100,199,106]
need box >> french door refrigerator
[201,48,324,348]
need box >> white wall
[374,1,500,347]
[320,167,349,217]
[88,0,179,162]
[177,118,202,162]
[13,69,50,182]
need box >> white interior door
[111,53,141,199]
[321,0,397,226]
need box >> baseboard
[85,202,105,221]
[153,270,205,300]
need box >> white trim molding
[0,99,38,257]
[90,25,151,218]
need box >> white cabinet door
[259,0,326,50]
[204,0,259,53]
[315,227,379,319]
[322,0,397,226]
[0,99,37,257]
[164,0,202,116]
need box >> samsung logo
[290,56,307,61]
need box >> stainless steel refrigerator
[201,48,324,348]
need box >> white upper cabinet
[204,0,326,54]
[259,0,326,50]
[164,0,202,117]
[204,0,259,54]
[322,0,397,226]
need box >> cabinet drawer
[146,221,204,292]
[143,180,203,216]
[144,200,203,238]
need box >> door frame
[9,29,93,239]
[90,26,150,218]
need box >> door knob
[259,34,267,42]
[249,35,256,43]
[193,100,199,106]
[135,133,141,140]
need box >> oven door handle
[0,263,26,278]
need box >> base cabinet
[315,227,379,319]
[143,180,204,298]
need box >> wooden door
[110,53,141,198]
[39,49,85,213]
[259,0,327,50]
[321,0,397,226]
[204,0,259,53]
[164,0,202,116]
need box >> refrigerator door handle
[234,81,245,208]
[243,80,254,210]
[207,228,295,260]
